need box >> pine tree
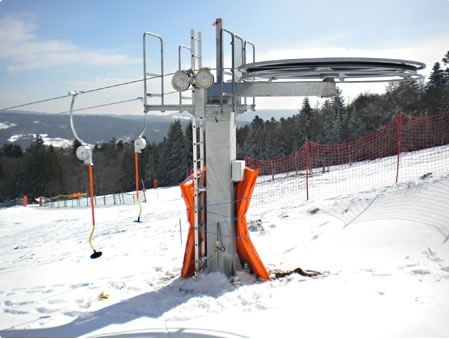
[1,144,23,158]
[321,100,335,143]
[119,143,135,192]
[22,140,65,199]
[239,116,266,158]
[236,124,250,159]
[442,50,449,67]
[156,120,188,185]
[425,62,447,114]
[440,51,449,113]
[298,98,313,141]
[321,88,346,144]
[386,78,425,116]
[277,117,296,155]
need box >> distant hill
[238,109,298,122]
[0,111,191,149]
[0,109,298,149]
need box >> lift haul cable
[0,68,235,113]
[0,72,177,112]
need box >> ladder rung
[198,188,207,193]
[181,96,192,100]
[192,55,201,59]
[146,93,162,97]
[146,72,161,77]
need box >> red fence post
[395,112,404,183]
[305,141,310,200]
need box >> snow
[0,122,17,130]
[7,134,73,148]
[1,147,449,337]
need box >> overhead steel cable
[80,78,146,95]
[0,71,180,113]
[54,97,143,115]
[0,67,236,113]
[0,94,72,112]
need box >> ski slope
[0,147,449,337]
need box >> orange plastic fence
[180,167,270,280]
[179,178,195,278]
[235,167,270,280]
[246,112,449,178]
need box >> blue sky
[0,0,448,114]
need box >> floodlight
[134,137,147,153]
[172,70,191,92]
[195,68,214,89]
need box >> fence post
[294,151,299,176]
[305,141,310,200]
[179,218,182,245]
[395,112,404,183]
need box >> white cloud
[259,35,448,78]
[254,35,449,108]
[0,15,139,72]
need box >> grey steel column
[205,110,241,275]
[204,18,241,276]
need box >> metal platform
[239,57,425,82]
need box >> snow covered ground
[0,147,449,337]
[0,122,17,130]
[7,133,73,148]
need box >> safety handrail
[143,32,164,111]
[243,40,256,108]
[178,44,192,110]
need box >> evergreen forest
[1,51,448,203]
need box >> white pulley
[134,137,147,153]
[76,145,93,165]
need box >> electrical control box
[231,160,245,182]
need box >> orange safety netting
[180,167,270,280]
[245,111,449,203]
